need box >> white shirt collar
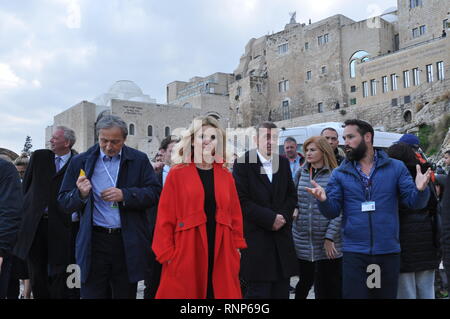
[257,150,272,165]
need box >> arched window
[129,124,135,136]
[165,126,170,137]
[147,125,153,137]
[403,111,412,123]
[349,50,370,78]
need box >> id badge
[111,202,119,209]
[362,201,375,212]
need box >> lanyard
[101,157,119,187]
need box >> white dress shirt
[257,150,273,183]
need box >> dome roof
[108,80,143,99]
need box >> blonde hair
[303,136,338,169]
[172,116,229,165]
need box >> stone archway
[403,110,412,123]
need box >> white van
[278,122,403,154]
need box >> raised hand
[305,180,327,202]
[415,164,431,191]
[76,176,92,199]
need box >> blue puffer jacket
[318,150,430,255]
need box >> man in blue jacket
[58,115,161,299]
[307,119,431,299]
[0,158,23,298]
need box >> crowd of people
[0,114,449,299]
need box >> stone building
[47,0,450,158]
[46,75,233,158]
[230,0,450,130]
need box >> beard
[345,139,368,162]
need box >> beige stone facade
[47,0,450,158]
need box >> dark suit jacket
[0,159,23,257]
[13,149,75,265]
[58,144,161,283]
[232,150,298,281]
[441,173,450,276]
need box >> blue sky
[0,0,397,154]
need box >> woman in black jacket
[387,143,441,299]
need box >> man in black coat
[441,167,450,285]
[233,121,298,299]
[14,126,78,299]
[0,158,23,298]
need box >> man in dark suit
[233,121,298,299]
[0,158,23,298]
[144,135,179,299]
[58,115,161,299]
[14,126,77,299]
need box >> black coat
[232,150,298,281]
[13,149,75,265]
[441,173,450,274]
[0,159,23,257]
[398,184,441,273]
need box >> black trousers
[244,278,290,299]
[80,230,137,299]
[47,221,81,299]
[342,252,400,299]
[295,258,342,299]
[143,250,161,299]
[6,255,29,299]
[0,254,13,299]
[28,218,49,299]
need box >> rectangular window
[419,25,426,36]
[321,66,327,74]
[256,83,262,92]
[413,68,421,86]
[305,42,309,50]
[426,64,433,82]
[362,81,369,98]
[324,34,329,43]
[278,80,289,92]
[318,36,323,45]
[444,19,449,30]
[307,71,312,80]
[391,74,398,91]
[403,70,411,88]
[282,100,290,120]
[410,0,422,8]
[404,95,411,104]
[412,28,419,38]
[350,85,356,93]
[350,98,357,105]
[318,102,324,113]
[382,76,389,93]
[278,43,289,55]
[392,98,398,107]
[370,79,377,96]
[437,61,445,80]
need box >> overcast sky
[0,0,397,154]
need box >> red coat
[152,162,247,299]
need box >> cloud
[0,0,399,154]
[0,64,25,89]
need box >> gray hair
[96,115,128,139]
[55,126,76,148]
[284,136,297,144]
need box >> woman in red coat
[152,116,247,299]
